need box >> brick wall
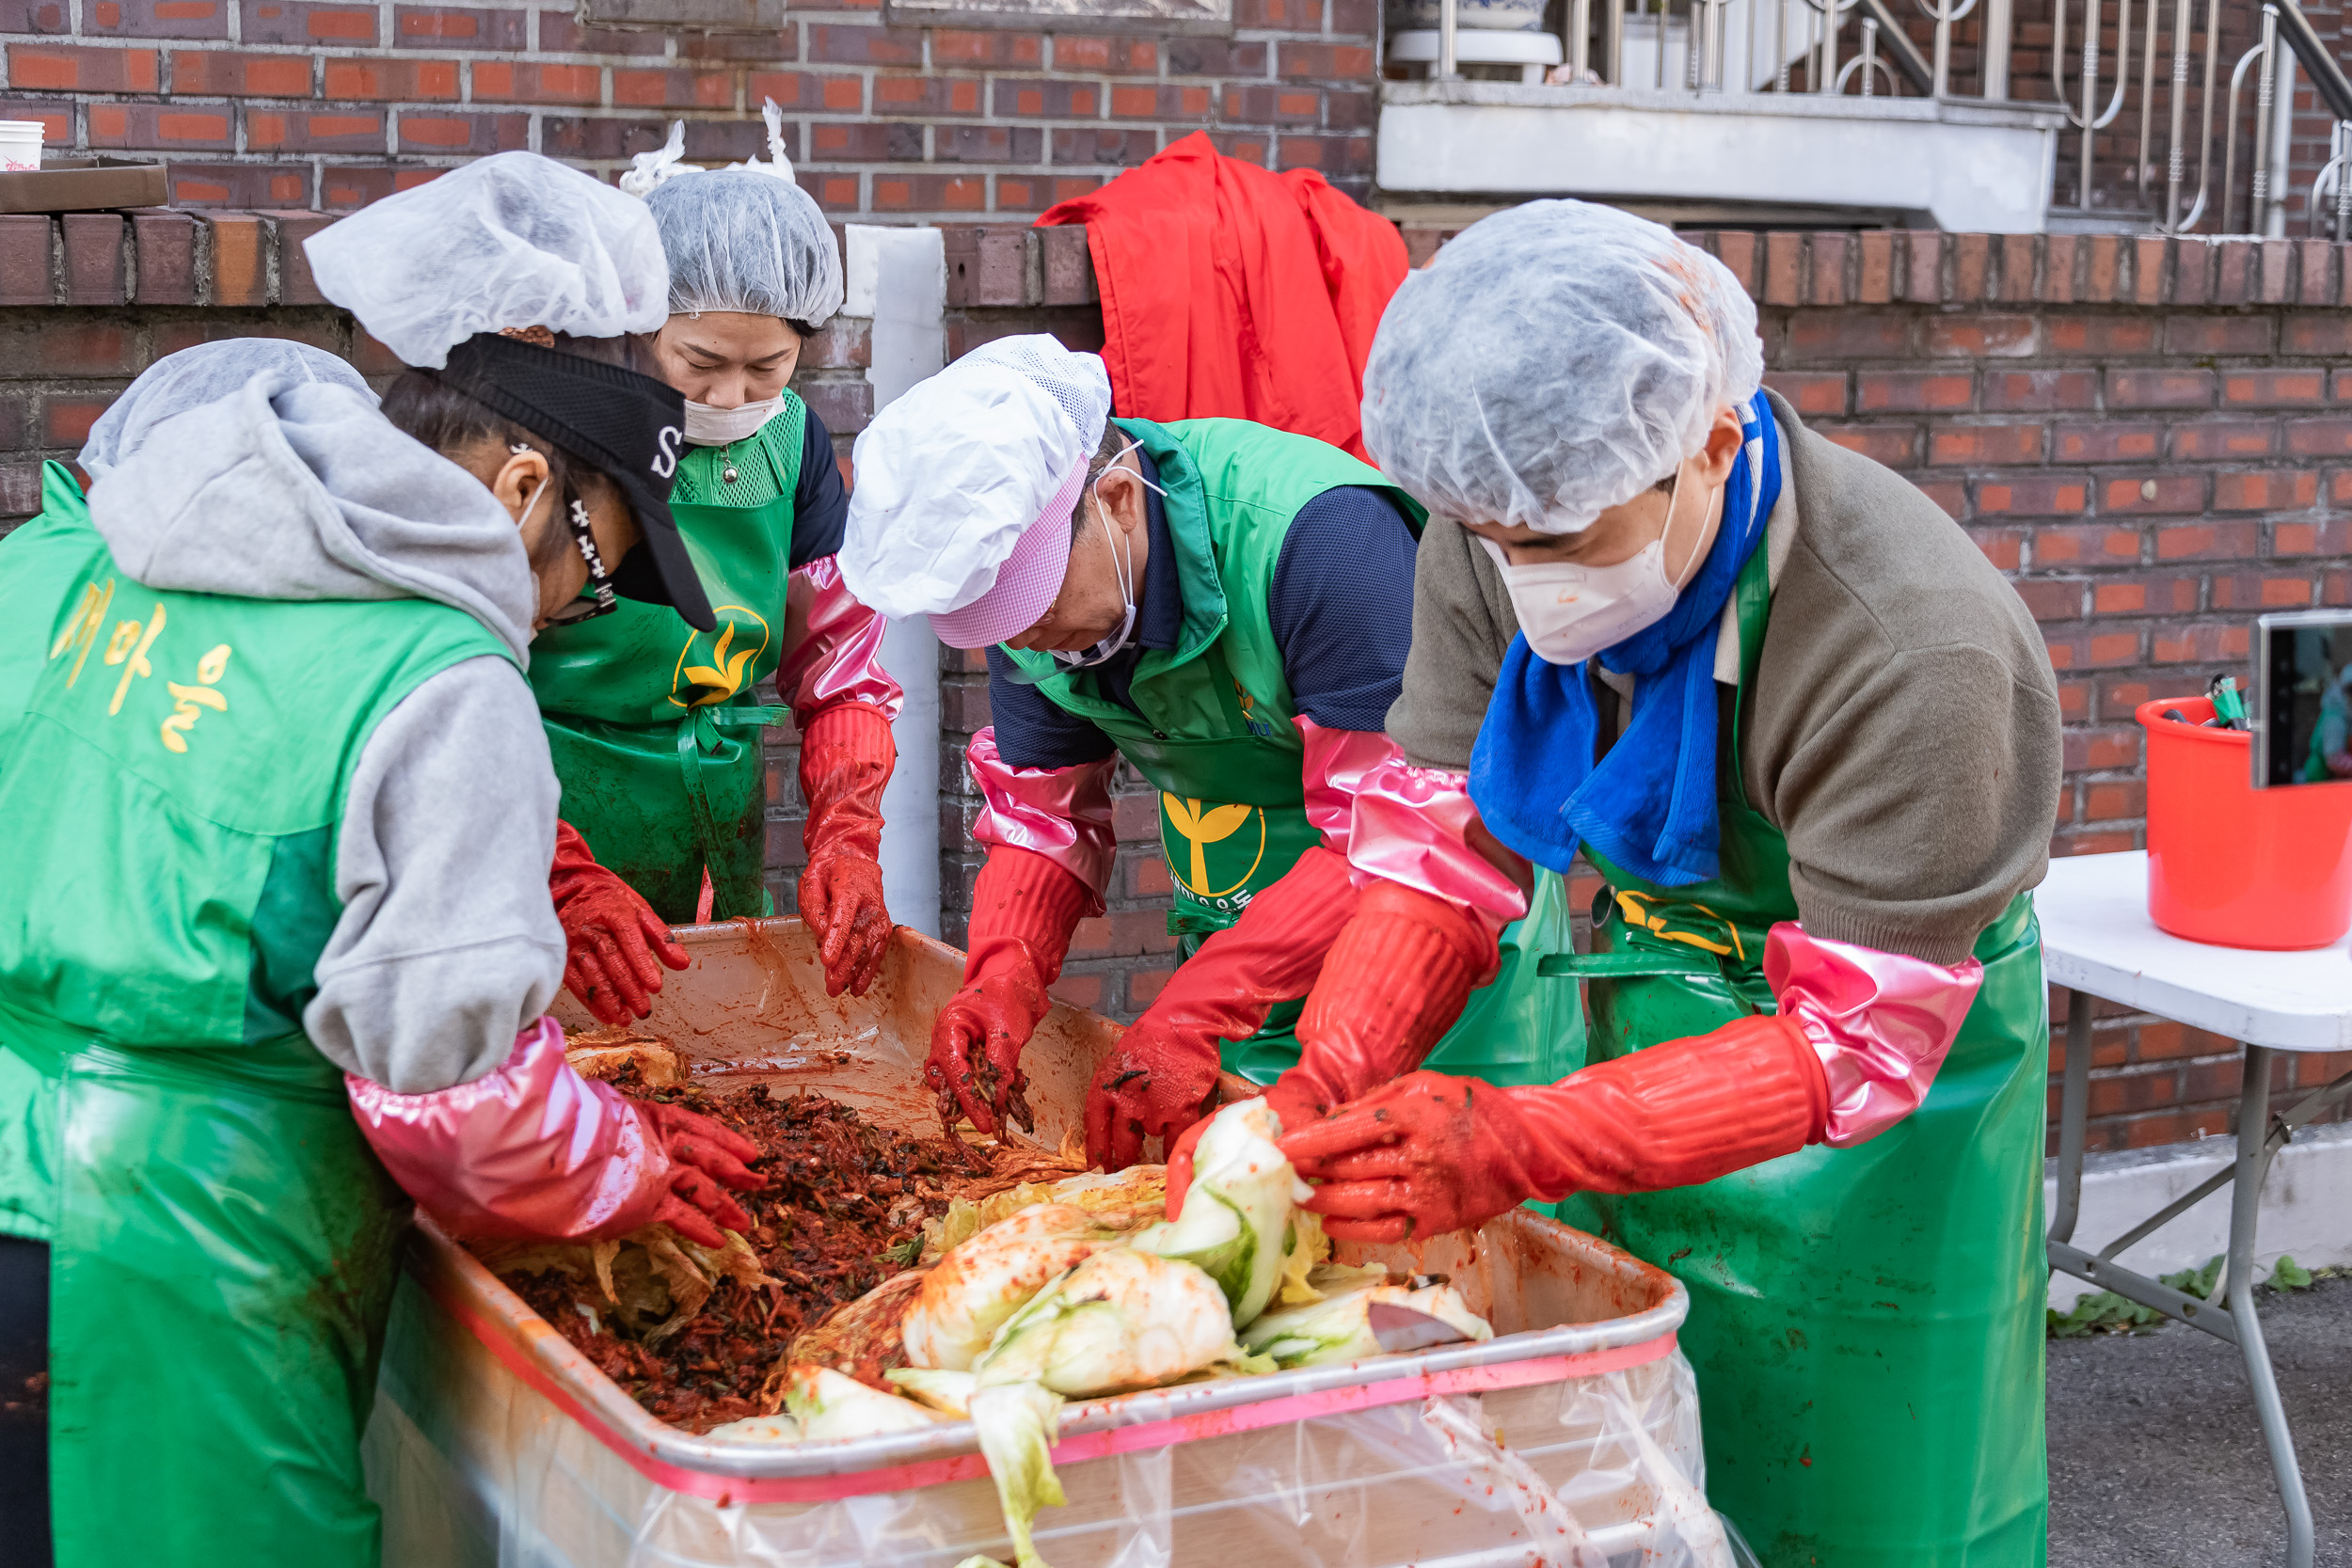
[1683,226,2352,1152]
[920,221,2352,1153]
[0,0,1378,216]
[3,216,2348,1156]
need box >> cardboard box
[0,158,168,215]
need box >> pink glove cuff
[1763,923,1983,1149]
[1336,736,1529,933]
[1295,717,1396,857]
[781,557,904,727]
[966,727,1118,908]
[345,1017,667,1242]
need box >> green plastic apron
[0,471,510,1567]
[1008,418,1579,1091]
[1549,546,2049,1568]
[1136,642,1576,1090]
[529,405,803,924]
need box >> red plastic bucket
[2138,696,2352,949]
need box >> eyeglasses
[545,496,619,626]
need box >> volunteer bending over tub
[1267,201,2063,1568]
[0,157,759,1568]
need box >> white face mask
[1478,467,1712,668]
[683,394,784,447]
[1052,442,1164,670]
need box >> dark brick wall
[924,221,2352,1156]
[1683,226,2352,1153]
[2,216,2346,1157]
[0,0,1379,215]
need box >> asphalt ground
[2047,1274,2352,1567]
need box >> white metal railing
[1420,0,1994,103]
[2045,0,2352,234]
[1411,0,2352,236]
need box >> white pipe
[844,224,946,938]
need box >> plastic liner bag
[363,1271,1732,1568]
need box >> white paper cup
[0,120,44,173]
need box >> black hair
[786,318,818,341]
[380,329,655,569]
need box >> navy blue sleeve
[1267,485,1419,733]
[788,404,849,570]
[985,645,1120,768]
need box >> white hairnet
[837,334,1111,622]
[648,171,843,327]
[80,339,373,480]
[1360,199,1764,534]
[622,102,842,327]
[305,151,669,370]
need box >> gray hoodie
[87,360,564,1093]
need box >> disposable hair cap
[80,339,373,481]
[304,151,670,370]
[1359,198,1764,535]
[837,333,1112,626]
[621,102,842,328]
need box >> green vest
[0,463,516,1568]
[1552,546,2050,1567]
[529,400,804,923]
[1005,419,1581,1091]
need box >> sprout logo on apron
[1161,793,1270,915]
[670,607,772,708]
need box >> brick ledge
[6,214,2344,315]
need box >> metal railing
[1411,0,2352,236]
[1422,0,1984,102]
[2046,0,2352,234]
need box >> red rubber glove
[638,1101,767,1246]
[929,846,1091,1137]
[1280,1014,1829,1243]
[1092,846,1362,1175]
[1269,876,1496,1117]
[797,703,897,998]
[345,1018,767,1247]
[551,820,690,1027]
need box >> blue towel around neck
[1469,392,1783,888]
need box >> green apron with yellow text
[0,466,511,1567]
[1549,546,2049,1568]
[530,404,804,923]
[1007,419,1579,1090]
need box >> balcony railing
[1412,0,1998,103]
[1402,0,2352,235]
[2036,0,2352,236]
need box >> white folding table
[2035,849,2352,1568]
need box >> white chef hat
[838,334,1113,648]
[305,151,670,369]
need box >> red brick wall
[2,216,2346,1155]
[931,222,2352,1151]
[0,0,1379,214]
[1683,226,2352,1152]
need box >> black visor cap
[437,333,715,633]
